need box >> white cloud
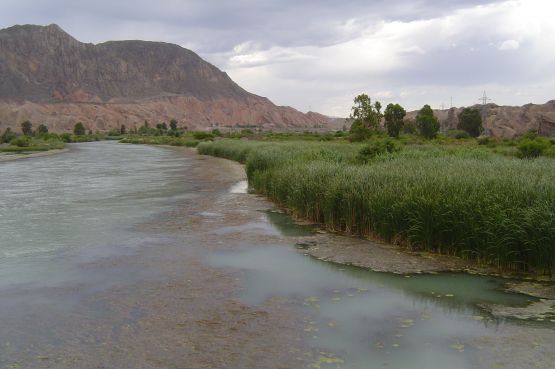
[219,0,555,115]
[499,39,520,50]
[2,0,555,116]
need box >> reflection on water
[0,142,195,366]
[209,215,543,369]
[264,210,314,237]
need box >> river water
[0,142,552,369]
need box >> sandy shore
[0,148,68,162]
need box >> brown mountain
[0,24,329,132]
[404,101,555,138]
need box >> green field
[198,137,555,274]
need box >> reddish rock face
[405,101,555,138]
[0,24,329,132]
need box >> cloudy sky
[1,0,554,116]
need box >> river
[0,141,553,369]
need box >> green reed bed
[0,137,65,153]
[120,135,200,147]
[198,139,555,274]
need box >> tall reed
[198,140,555,274]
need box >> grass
[0,137,65,153]
[120,135,201,147]
[198,138,555,275]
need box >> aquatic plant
[198,139,555,274]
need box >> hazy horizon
[1,0,553,117]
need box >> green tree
[1,127,17,143]
[37,124,49,136]
[457,107,483,137]
[169,119,178,131]
[73,122,86,136]
[384,103,406,138]
[21,120,33,136]
[416,105,440,139]
[120,124,127,135]
[348,94,383,141]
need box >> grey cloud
[0,0,552,116]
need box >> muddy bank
[0,148,68,162]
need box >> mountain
[404,101,555,138]
[0,24,329,132]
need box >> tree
[384,103,406,138]
[21,120,33,136]
[416,105,440,139]
[457,107,483,137]
[348,94,383,141]
[169,119,178,131]
[120,124,127,135]
[74,122,86,136]
[1,127,17,143]
[37,124,49,136]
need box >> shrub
[517,139,550,159]
[10,136,31,147]
[36,124,49,136]
[21,121,33,136]
[73,122,86,136]
[1,128,17,143]
[349,124,372,142]
[60,133,73,143]
[356,139,401,163]
[447,130,471,139]
[192,131,215,140]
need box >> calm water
[0,142,549,369]
[210,215,545,369]
[0,142,194,289]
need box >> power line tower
[479,91,491,135]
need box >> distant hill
[406,101,555,138]
[0,24,329,132]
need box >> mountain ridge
[0,24,329,132]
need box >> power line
[478,91,492,136]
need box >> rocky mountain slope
[0,24,329,132]
[405,101,555,138]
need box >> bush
[356,139,400,163]
[349,124,372,142]
[73,122,86,136]
[192,131,215,140]
[1,128,17,143]
[10,136,31,147]
[60,133,73,143]
[447,130,471,139]
[517,139,550,159]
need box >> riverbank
[197,139,555,276]
[0,148,68,162]
[3,141,554,369]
